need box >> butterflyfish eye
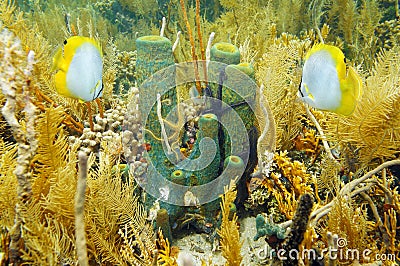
[63,39,67,45]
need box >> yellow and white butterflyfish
[52,36,103,102]
[298,44,362,116]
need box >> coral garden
[0,0,400,265]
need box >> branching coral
[75,151,89,266]
[282,193,314,266]
[267,151,314,219]
[326,0,358,46]
[0,105,156,265]
[85,141,152,264]
[248,149,315,220]
[0,0,126,132]
[119,0,158,17]
[1,0,400,265]
[256,159,400,264]
[0,27,38,263]
[272,0,309,35]
[278,159,400,231]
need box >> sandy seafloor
[176,216,264,265]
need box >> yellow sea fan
[273,0,306,34]
[156,229,178,266]
[208,0,275,60]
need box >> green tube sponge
[135,35,174,85]
[136,35,177,220]
[169,170,186,185]
[224,62,255,106]
[223,155,245,178]
[208,42,241,100]
[198,113,219,138]
[210,42,240,65]
[189,113,220,185]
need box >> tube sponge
[135,35,174,85]
[210,42,240,65]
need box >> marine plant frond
[326,195,373,260]
[83,140,154,264]
[0,140,18,229]
[329,46,400,165]
[119,221,156,265]
[102,39,118,101]
[0,1,53,83]
[31,106,70,199]
[88,156,141,226]
[274,0,306,35]
[0,0,18,29]
[41,154,78,222]
[355,0,381,43]
[86,182,153,265]
[20,204,76,264]
[317,154,341,194]
[256,39,310,149]
[156,229,178,266]
[86,216,126,264]
[217,179,243,266]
